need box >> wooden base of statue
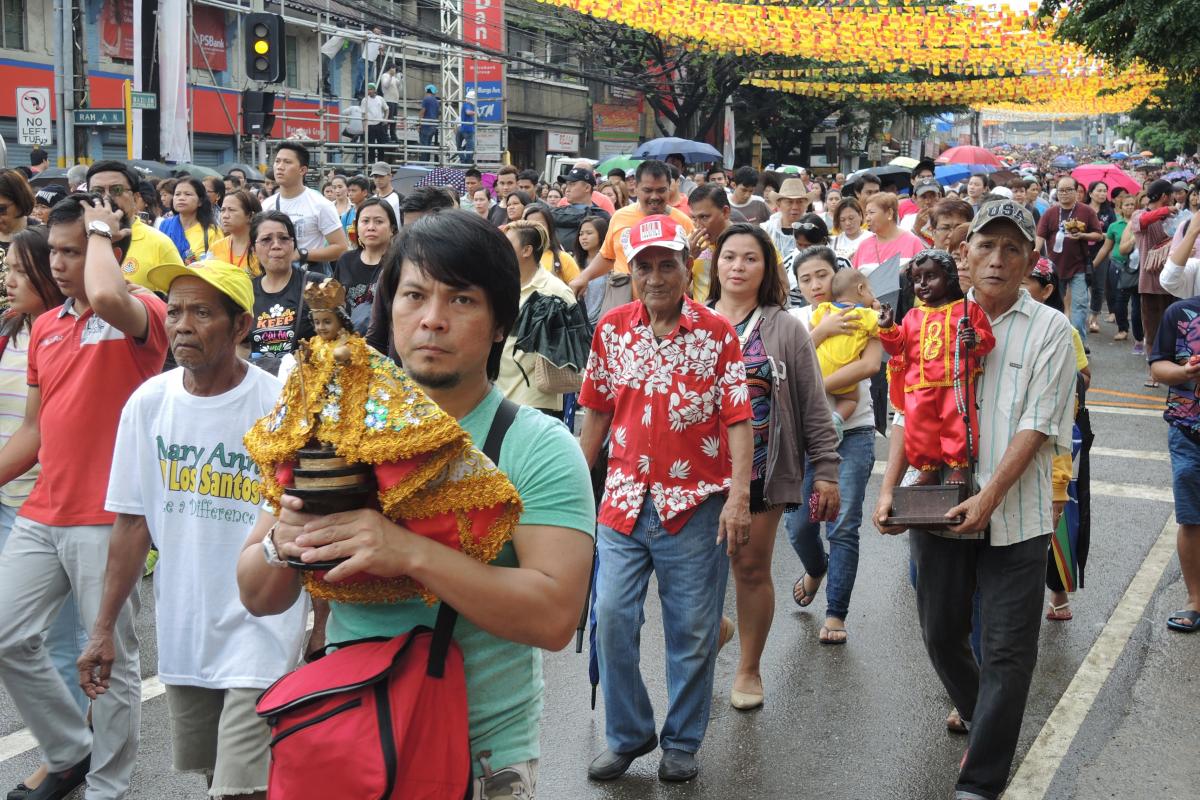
[285,440,376,570]
[884,483,968,529]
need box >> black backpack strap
[426,396,520,678]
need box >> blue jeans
[594,494,729,754]
[0,503,89,713]
[1065,272,1089,345]
[786,426,874,621]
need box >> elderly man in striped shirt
[875,199,1077,800]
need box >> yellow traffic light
[254,41,269,55]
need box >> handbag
[256,400,519,800]
[598,272,633,319]
[533,354,583,394]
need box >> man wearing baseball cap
[579,214,751,784]
[80,259,306,799]
[901,177,943,243]
[553,167,612,255]
[370,161,401,220]
[876,199,1076,800]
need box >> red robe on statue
[880,300,995,471]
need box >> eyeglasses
[1057,187,1076,193]
[0,204,8,215]
[93,185,128,197]
[256,235,293,247]
[792,222,820,233]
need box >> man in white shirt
[262,142,349,276]
[362,83,389,163]
[379,65,402,142]
[370,162,402,221]
[81,260,307,800]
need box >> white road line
[1090,447,1169,462]
[1004,514,1179,799]
[0,615,313,764]
[871,462,1172,503]
[1088,405,1164,418]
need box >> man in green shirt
[237,210,596,798]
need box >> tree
[733,87,844,164]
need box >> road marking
[1088,405,1164,418]
[1004,515,1179,799]
[0,615,312,763]
[871,462,1172,503]
[1088,399,1164,410]
[1090,447,1168,462]
[1089,387,1164,402]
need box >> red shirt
[579,297,751,534]
[24,293,168,526]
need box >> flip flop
[1046,602,1073,621]
[818,625,847,645]
[1144,379,1160,388]
[792,573,823,608]
[1166,609,1200,632]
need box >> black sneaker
[24,755,88,800]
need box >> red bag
[256,605,471,800]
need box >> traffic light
[245,13,285,83]
[242,91,277,137]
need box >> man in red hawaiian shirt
[578,215,752,784]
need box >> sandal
[1114,331,1128,341]
[792,573,823,607]
[1166,609,1200,632]
[818,623,848,645]
[946,708,968,735]
[1046,602,1073,621]
[1144,379,1160,388]
[1087,317,1100,333]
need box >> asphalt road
[0,314,1196,799]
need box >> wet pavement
[1,316,1197,799]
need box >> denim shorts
[1168,426,1200,525]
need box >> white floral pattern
[579,297,751,533]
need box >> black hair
[274,141,311,168]
[505,190,533,210]
[464,168,482,180]
[47,192,133,258]
[858,173,882,189]
[400,186,456,224]
[791,245,840,280]
[968,173,994,190]
[606,168,626,180]
[2,226,64,337]
[1086,180,1115,216]
[1026,264,1064,312]
[203,176,226,208]
[347,175,371,194]
[732,166,759,188]
[0,170,35,216]
[522,202,565,274]
[82,161,138,195]
[791,213,829,245]
[225,174,245,189]
[706,166,726,180]
[634,159,671,184]
[572,214,609,267]
[29,147,47,167]
[250,209,297,245]
[517,169,540,184]
[385,210,520,381]
[666,164,681,181]
[173,176,217,232]
[910,249,964,301]
[708,223,789,309]
[136,181,158,215]
[356,196,400,235]
[688,182,730,210]
[914,158,937,177]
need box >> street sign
[867,141,883,162]
[73,109,125,126]
[130,92,157,110]
[16,87,51,146]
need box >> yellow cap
[145,260,255,316]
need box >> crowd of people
[0,138,1194,800]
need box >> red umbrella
[1071,164,1140,196]
[936,145,1004,168]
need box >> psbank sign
[464,0,504,122]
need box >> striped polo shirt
[898,288,1076,545]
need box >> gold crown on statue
[304,278,347,310]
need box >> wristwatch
[261,523,290,568]
[297,248,310,264]
[87,220,113,240]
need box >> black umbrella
[509,293,592,371]
[127,160,175,179]
[216,162,267,182]
[30,167,70,187]
[850,164,914,195]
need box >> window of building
[285,34,299,89]
[416,0,438,31]
[1,0,25,51]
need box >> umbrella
[388,165,434,195]
[127,159,175,179]
[1140,150,1155,157]
[862,164,914,194]
[1147,157,1165,166]
[773,164,804,175]
[216,162,267,182]
[936,145,1003,168]
[510,292,593,371]
[415,167,466,194]
[173,163,223,179]
[1109,151,1130,160]
[888,156,920,169]
[933,163,995,185]
[30,167,69,187]
[1050,155,1078,170]
[1071,164,1140,195]
[1051,381,1094,592]
[633,136,722,164]
[594,154,643,175]
[1164,169,1196,183]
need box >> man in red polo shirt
[0,193,167,800]
[579,215,751,785]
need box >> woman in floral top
[708,223,842,711]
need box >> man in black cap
[552,167,610,254]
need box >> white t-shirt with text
[105,366,307,689]
[264,187,343,255]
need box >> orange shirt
[23,293,168,526]
[599,205,694,274]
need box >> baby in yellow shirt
[809,269,881,431]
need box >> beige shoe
[730,687,764,710]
